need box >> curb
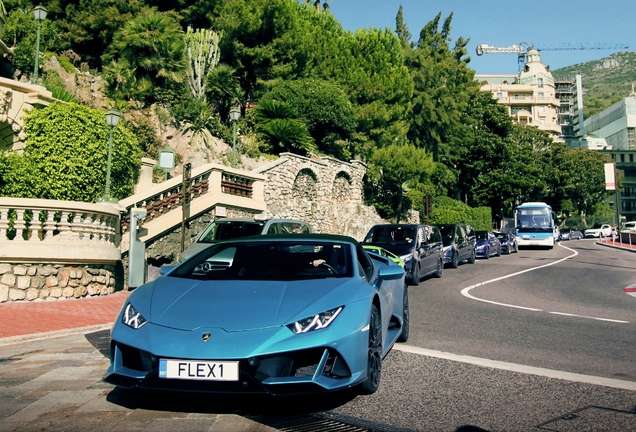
[596,240,636,253]
[0,323,112,347]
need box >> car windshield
[171,240,353,281]
[561,228,571,233]
[437,225,456,247]
[476,231,489,240]
[517,207,552,232]
[364,227,415,244]
[495,233,507,240]
[198,221,264,243]
[591,223,605,229]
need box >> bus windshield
[517,207,553,232]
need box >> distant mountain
[552,51,636,118]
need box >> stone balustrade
[0,197,121,263]
[0,197,121,303]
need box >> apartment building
[588,96,636,222]
[554,74,585,141]
[475,49,562,140]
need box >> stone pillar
[135,158,156,194]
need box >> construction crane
[475,42,630,71]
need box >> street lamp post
[98,109,121,203]
[230,106,241,168]
[32,5,47,84]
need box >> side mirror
[378,265,404,281]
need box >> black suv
[435,223,476,268]
[362,223,444,285]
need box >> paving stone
[2,400,52,423]
[0,398,32,418]
[32,388,104,405]
[33,379,98,392]
[13,405,126,432]
[32,366,99,381]
[75,393,131,413]
[212,414,280,432]
[137,418,221,432]
[0,421,21,432]
[126,408,190,421]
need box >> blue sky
[327,0,635,75]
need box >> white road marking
[460,243,630,323]
[394,344,636,391]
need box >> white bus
[515,202,557,249]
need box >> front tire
[434,258,443,278]
[451,252,459,268]
[361,304,382,394]
[408,263,420,286]
[468,248,476,264]
[397,285,409,343]
[484,247,490,259]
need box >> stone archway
[332,171,352,203]
[292,168,319,201]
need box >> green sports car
[363,245,406,268]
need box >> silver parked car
[181,217,311,261]
[559,228,583,240]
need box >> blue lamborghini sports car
[103,234,408,395]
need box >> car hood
[147,276,351,331]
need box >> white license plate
[159,359,239,381]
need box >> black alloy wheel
[409,263,420,286]
[397,285,409,343]
[484,247,490,259]
[468,248,476,264]
[361,304,382,394]
[451,251,459,268]
[434,258,443,278]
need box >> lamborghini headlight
[122,302,147,330]
[288,306,343,334]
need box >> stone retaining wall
[142,153,418,270]
[0,263,118,303]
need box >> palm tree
[206,64,243,121]
[107,11,186,99]
[308,0,333,11]
[255,100,316,155]
[178,98,218,160]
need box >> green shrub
[429,196,492,230]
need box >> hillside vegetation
[553,51,636,118]
[0,0,616,224]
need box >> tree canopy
[0,0,614,224]
[0,103,142,202]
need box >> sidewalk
[598,236,636,252]
[0,289,129,345]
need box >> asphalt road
[322,239,636,431]
[1,240,635,431]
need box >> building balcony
[500,96,559,106]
